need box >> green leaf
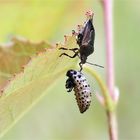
[0,35,78,137]
[0,36,51,88]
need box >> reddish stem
[102,0,118,140]
[103,0,115,99]
[107,111,118,140]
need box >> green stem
[84,66,115,111]
[84,66,117,140]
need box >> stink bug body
[59,11,103,71]
[66,69,91,113]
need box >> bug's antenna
[86,61,104,68]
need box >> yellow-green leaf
[0,35,78,137]
[0,37,52,86]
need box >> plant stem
[102,0,118,140]
[103,0,115,99]
[106,111,118,140]
[84,66,114,111]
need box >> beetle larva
[65,69,92,113]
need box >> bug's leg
[69,48,79,51]
[79,62,83,72]
[59,47,68,50]
[59,52,78,58]
[59,47,79,52]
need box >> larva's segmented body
[66,70,91,113]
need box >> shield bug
[66,69,92,113]
[59,11,104,71]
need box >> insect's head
[66,69,77,77]
[66,70,77,92]
[65,78,75,92]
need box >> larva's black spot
[81,97,84,100]
[86,95,88,98]
[79,97,82,100]
[82,101,85,104]
[79,92,82,95]
[74,76,76,79]
[78,75,81,78]
[80,87,82,89]
[87,101,89,104]
[77,80,79,82]
[85,85,88,87]
[74,71,77,75]
[82,92,84,94]
[79,82,81,85]
[79,101,82,104]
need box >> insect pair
[59,11,103,113]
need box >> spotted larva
[65,69,92,113]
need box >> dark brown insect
[59,11,103,71]
[65,69,91,113]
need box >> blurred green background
[0,0,140,140]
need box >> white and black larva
[66,69,91,113]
